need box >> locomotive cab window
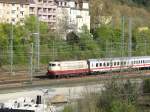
[49,64,56,66]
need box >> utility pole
[30,43,33,82]
[35,11,40,71]
[105,40,108,58]
[52,40,55,61]
[10,23,13,74]
[144,39,147,56]
[128,18,132,57]
[121,16,125,57]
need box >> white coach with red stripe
[88,56,150,73]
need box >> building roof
[0,0,30,4]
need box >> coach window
[100,63,102,66]
[96,63,98,67]
[121,62,123,66]
[103,63,106,66]
[107,62,109,66]
[117,62,119,65]
[114,62,116,66]
[110,62,112,66]
[141,60,142,63]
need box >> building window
[11,18,15,22]
[53,15,56,20]
[48,8,52,13]
[48,1,52,4]
[20,11,24,16]
[43,8,47,13]
[53,9,56,12]
[48,15,52,19]
[12,3,15,6]
[64,2,67,6]
[20,4,23,8]
[11,10,15,14]
[30,7,34,12]
[43,0,47,3]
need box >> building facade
[29,0,57,30]
[0,0,90,34]
[0,0,30,24]
[56,0,90,33]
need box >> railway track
[0,70,150,89]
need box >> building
[0,0,30,24]
[56,0,90,33]
[29,0,57,30]
[0,0,90,33]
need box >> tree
[94,25,121,57]
[78,25,100,59]
[111,100,136,112]
[143,79,150,93]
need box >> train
[47,56,150,77]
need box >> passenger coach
[88,56,150,73]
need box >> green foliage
[63,105,74,112]
[94,25,121,57]
[66,32,79,44]
[63,81,139,112]
[143,79,150,93]
[78,25,100,59]
[118,0,150,8]
[111,100,136,112]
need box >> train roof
[49,60,87,63]
[88,56,150,61]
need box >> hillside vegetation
[90,0,150,29]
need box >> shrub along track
[0,70,150,89]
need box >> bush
[143,79,150,93]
